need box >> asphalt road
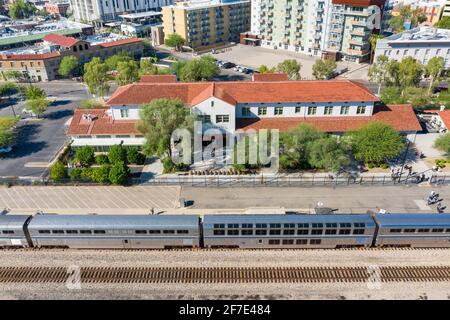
[0,81,91,178]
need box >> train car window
[283,223,295,228]
[298,223,309,228]
[312,223,323,228]
[213,224,225,229]
[80,230,92,234]
[418,229,430,233]
[213,230,225,235]
[404,229,416,233]
[241,230,253,235]
[227,224,239,228]
[339,229,351,235]
[2,230,14,234]
[269,229,281,235]
[296,239,308,245]
[268,240,280,245]
[66,230,78,234]
[325,229,337,235]
[94,230,106,234]
[390,229,401,233]
[310,239,322,245]
[256,224,267,228]
[339,223,351,228]
[255,229,267,235]
[270,224,281,228]
[354,223,366,228]
[353,229,365,235]
[163,230,175,234]
[282,239,294,245]
[177,230,189,234]
[446,229,450,233]
[135,230,147,234]
[242,224,253,228]
[52,230,64,234]
[432,228,444,233]
[227,230,239,236]
[297,229,309,235]
[149,230,161,234]
[283,229,295,235]
[311,229,323,235]
[326,223,337,228]
[38,230,51,234]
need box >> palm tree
[369,34,385,64]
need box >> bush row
[74,145,145,167]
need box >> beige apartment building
[162,0,251,50]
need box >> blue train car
[0,215,32,248]
[27,214,201,249]
[202,214,376,249]
[374,214,450,248]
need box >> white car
[233,65,241,71]
[0,146,12,154]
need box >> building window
[274,107,283,115]
[120,109,129,118]
[340,106,349,115]
[307,106,317,115]
[201,115,211,123]
[258,107,267,116]
[324,106,333,115]
[356,106,366,114]
[295,106,301,113]
[242,107,251,116]
[216,115,229,123]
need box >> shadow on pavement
[2,123,47,159]
[45,109,73,120]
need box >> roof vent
[81,114,97,122]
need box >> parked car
[0,146,12,154]
[221,62,236,69]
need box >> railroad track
[0,266,449,284]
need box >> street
[0,81,91,178]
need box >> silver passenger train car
[27,214,201,249]
[374,214,450,248]
[0,215,32,248]
[202,214,376,249]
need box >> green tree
[58,55,79,78]
[139,59,160,76]
[173,55,219,82]
[0,130,14,147]
[126,146,145,164]
[425,56,445,93]
[368,55,390,95]
[386,59,400,87]
[380,86,406,105]
[83,57,110,98]
[108,161,130,185]
[138,98,195,158]
[1,70,22,82]
[92,165,111,183]
[369,34,384,64]
[8,0,35,20]
[0,82,19,116]
[0,117,19,132]
[0,116,18,147]
[435,16,450,29]
[165,33,185,51]
[70,168,83,181]
[75,146,95,167]
[258,65,276,74]
[388,15,405,33]
[347,122,404,164]
[279,123,324,170]
[434,133,450,154]
[25,85,46,100]
[95,154,109,165]
[49,161,67,181]
[312,59,337,80]
[276,59,302,80]
[105,52,133,71]
[108,144,127,164]
[116,60,139,85]
[25,98,49,118]
[398,56,423,90]
[307,136,350,172]
[402,86,431,108]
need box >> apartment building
[162,0,251,50]
[69,0,173,24]
[374,26,450,68]
[443,0,450,17]
[0,33,144,81]
[67,76,420,150]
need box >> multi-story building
[45,1,71,16]
[326,0,385,63]
[374,26,450,68]
[162,0,251,50]
[67,75,420,150]
[69,0,173,24]
[443,0,450,17]
[0,33,144,81]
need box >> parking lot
[0,81,91,178]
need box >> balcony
[351,20,367,27]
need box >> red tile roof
[252,73,289,82]
[107,80,379,106]
[0,52,61,60]
[140,75,177,83]
[332,0,385,6]
[43,33,79,47]
[67,109,139,136]
[99,38,142,48]
[236,104,421,133]
[438,110,450,129]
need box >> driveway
[0,81,91,178]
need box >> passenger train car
[0,215,32,248]
[202,214,376,249]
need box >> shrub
[92,165,110,183]
[80,168,94,181]
[95,154,109,165]
[380,163,389,169]
[108,161,129,185]
[49,161,67,181]
[162,157,176,173]
[70,168,82,181]
[367,163,375,169]
[75,146,95,167]
[126,147,145,164]
[80,99,104,109]
[108,145,127,164]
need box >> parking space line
[63,187,83,209]
[16,186,41,210]
[3,189,20,209]
[121,188,158,208]
[102,187,132,209]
